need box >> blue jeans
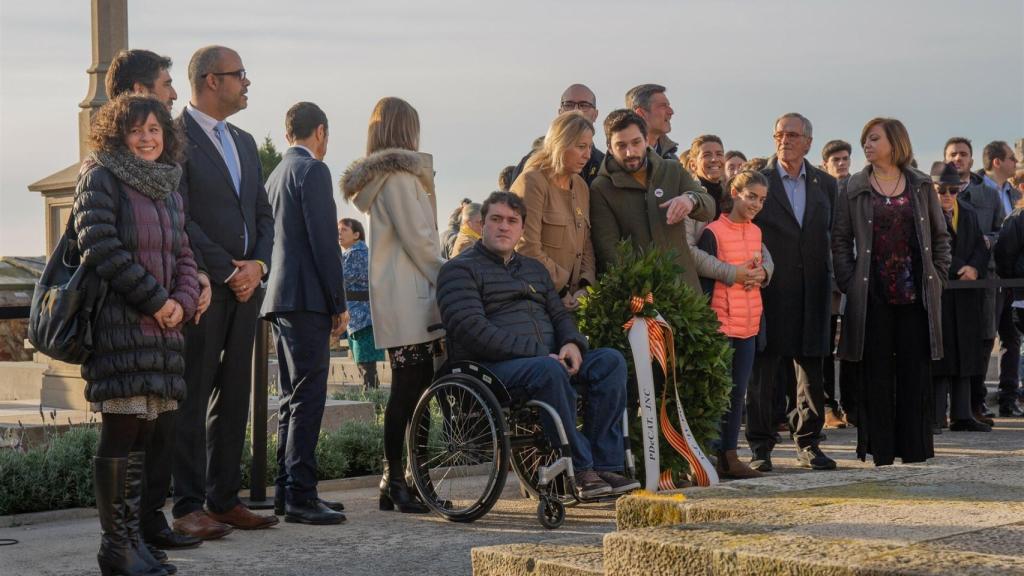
[721,337,756,451]
[483,348,627,471]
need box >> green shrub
[0,413,385,515]
[331,387,389,421]
[0,426,98,516]
[240,418,384,489]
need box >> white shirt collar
[186,103,223,133]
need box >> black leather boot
[127,453,175,574]
[94,457,167,576]
[378,459,428,513]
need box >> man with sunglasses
[509,84,605,185]
[170,45,278,540]
[930,161,992,433]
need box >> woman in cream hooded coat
[341,97,443,514]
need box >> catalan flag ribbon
[624,293,718,490]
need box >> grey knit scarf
[92,150,182,201]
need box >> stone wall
[0,319,31,361]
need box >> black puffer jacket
[73,165,200,403]
[437,242,588,362]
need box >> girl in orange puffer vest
[696,170,772,479]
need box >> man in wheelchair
[437,191,640,499]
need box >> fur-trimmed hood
[339,148,434,213]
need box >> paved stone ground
[2,413,1022,575]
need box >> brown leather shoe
[207,504,280,530]
[716,450,764,479]
[824,408,847,429]
[972,409,995,427]
[172,510,234,541]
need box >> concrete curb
[0,473,382,528]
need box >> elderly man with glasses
[508,84,605,185]
[746,112,839,473]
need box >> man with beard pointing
[590,108,714,292]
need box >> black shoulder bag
[28,183,119,364]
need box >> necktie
[214,122,241,194]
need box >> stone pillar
[28,0,128,410]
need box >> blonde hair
[860,117,913,170]
[525,112,594,175]
[366,97,420,155]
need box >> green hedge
[1,414,386,516]
[0,426,98,516]
[240,419,385,489]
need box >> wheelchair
[405,361,636,529]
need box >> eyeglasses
[935,186,959,196]
[560,100,595,111]
[205,69,247,81]
[773,131,805,142]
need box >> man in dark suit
[977,140,1022,417]
[260,102,346,525]
[746,113,838,472]
[170,45,278,539]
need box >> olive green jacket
[589,149,714,292]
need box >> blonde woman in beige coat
[511,112,597,310]
[340,97,443,514]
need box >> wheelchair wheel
[509,417,577,506]
[537,496,565,529]
[407,373,509,523]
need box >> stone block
[0,361,45,400]
[472,544,603,576]
[266,398,374,433]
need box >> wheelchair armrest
[446,361,514,406]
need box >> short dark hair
[944,136,973,156]
[481,191,527,224]
[724,150,747,163]
[497,165,516,191]
[983,140,1011,171]
[821,139,852,163]
[88,94,181,164]
[106,49,172,99]
[285,101,328,141]
[603,109,648,147]
[340,218,364,241]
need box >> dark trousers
[934,376,973,424]
[998,291,1022,405]
[746,354,826,453]
[720,337,756,451]
[860,298,933,466]
[140,411,174,537]
[484,349,627,471]
[271,312,331,505]
[171,287,260,518]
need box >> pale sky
[1,0,1022,256]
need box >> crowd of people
[68,43,1024,576]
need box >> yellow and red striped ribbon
[623,292,712,489]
